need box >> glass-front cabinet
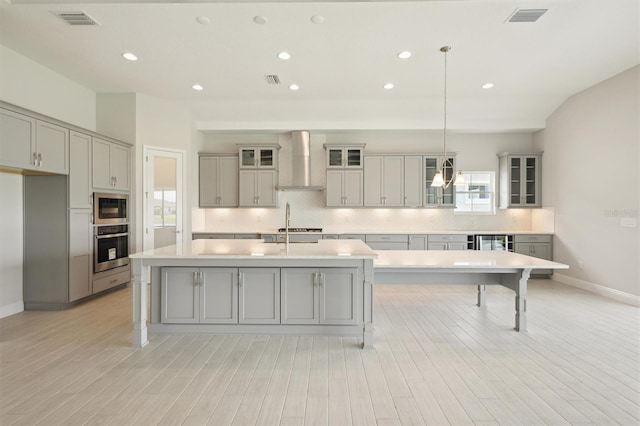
[238,145,279,169]
[498,153,541,208]
[325,145,364,169]
[424,155,456,207]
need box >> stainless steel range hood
[278,130,323,191]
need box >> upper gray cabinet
[199,155,239,207]
[363,155,423,207]
[92,137,130,191]
[238,144,279,169]
[424,155,456,208]
[239,169,279,207]
[498,153,541,208]
[69,131,92,209]
[0,108,69,174]
[363,155,404,207]
[325,145,364,169]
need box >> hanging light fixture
[431,45,466,188]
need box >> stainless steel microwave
[93,192,128,224]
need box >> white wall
[193,130,539,233]
[534,66,639,298]
[0,44,96,130]
[0,173,24,318]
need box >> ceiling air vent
[52,11,99,26]
[265,75,281,85]
[506,8,548,23]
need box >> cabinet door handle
[404,196,408,205]
[32,152,38,166]
[319,273,325,287]
[37,153,42,167]
[193,271,199,286]
[312,272,318,287]
[238,272,243,287]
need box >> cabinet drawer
[366,242,408,250]
[234,233,261,239]
[193,233,235,240]
[514,234,552,243]
[93,269,130,293]
[340,234,366,241]
[428,234,469,243]
[366,234,408,243]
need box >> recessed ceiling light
[398,51,412,59]
[196,16,211,25]
[384,83,394,90]
[278,51,291,60]
[310,15,324,24]
[192,84,204,91]
[253,16,267,25]
[482,82,494,89]
[122,52,137,61]
[289,84,299,91]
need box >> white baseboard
[553,273,640,307]
[0,301,25,319]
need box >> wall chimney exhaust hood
[278,130,323,191]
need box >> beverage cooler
[474,234,514,252]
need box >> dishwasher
[474,234,514,252]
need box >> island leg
[477,285,486,307]
[131,258,149,348]
[362,259,375,348]
[514,269,531,332]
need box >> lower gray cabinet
[427,234,470,251]
[281,268,358,325]
[238,268,281,324]
[161,267,238,324]
[514,234,553,276]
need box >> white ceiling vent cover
[506,9,548,23]
[52,11,99,26]
[265,75,281,85]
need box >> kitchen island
[130,240,568,348]
[129,239,377,348]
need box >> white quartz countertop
[130,239,378,260]
[374,250,569,270]
[193,230,554,235]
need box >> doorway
[143,147,185,251]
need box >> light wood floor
[1,280,639,425]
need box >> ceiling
[1,0,638,132]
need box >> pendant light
[431,45,466,188]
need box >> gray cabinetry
[514,234,553,276]
[238,145,279,169]
[239,169,278,207]
[428,234,471,250]
[199,155,239,207]
[498,153,541,208]
[326,169,363,207]
[404,155,423,207]
[325,145,364,168]
[0,109,68,174]
[69,209,92,302]
[69,130,92,209]
[424,155,456,207]
[364,155,404,207]
[92,137,130,191]
[238,268,281,324]
[192,233,235,240]
[365,234,409,250]
[281,268,358,325]
[408,235,428,250]
[161,267,239,324]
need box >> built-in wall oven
[93,192,128,224]
[94,224,129,273]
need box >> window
[154,189,177,226]
[454,172,495,215]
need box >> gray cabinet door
[281,268,319,324]
[320,268,358,325]
[0,108,36,170]
[219,156,239,207]
[201,268,238,324]
[35,120,68,174]
[161,268,199,323]
[515,243,552,275]
[343,170,363,206]
[404,156,423,207]
[363,156,383,206]
[69,131,92,209]
[408,235,427,250]
[239,268,281,324]
[256,170,278,206]
[326,170,345,207]
[199,155,220,207]
[110,144,129,191]
[92,138,112,189]
[69,209,92,302]
[383,156,404,206]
